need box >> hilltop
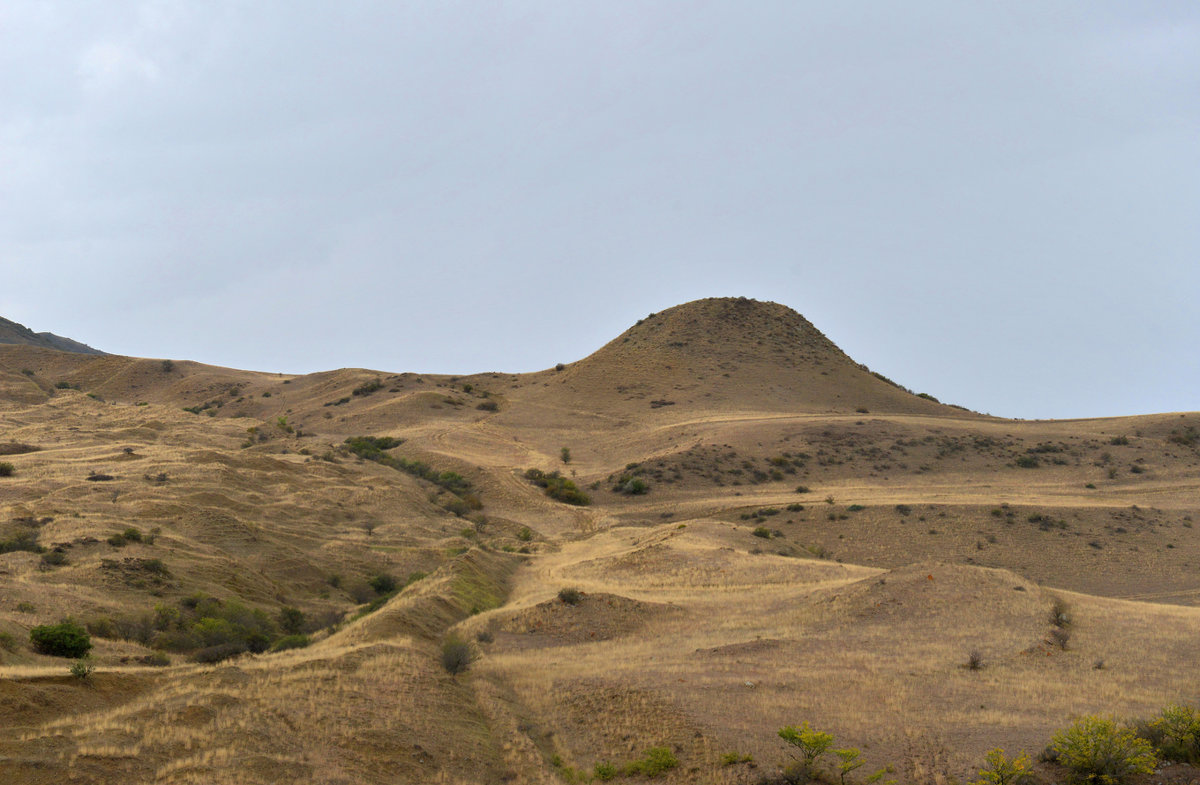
[1,297,1198,784]
[0,315,104,356]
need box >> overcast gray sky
[2,2,1196,419]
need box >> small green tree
[1050,716,1155,784]
[970,748,1032,785]
[779,722,834,775]
[835,748,865,785]
[560,447,571,464]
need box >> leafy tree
[779,722,834,773]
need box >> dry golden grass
[2,298,1199,783]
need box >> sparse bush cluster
[762,705,1200,785]
[352,378,384,397]
[85,595,318,662]
[524,468,590,505]
[346,436,479,512]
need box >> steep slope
[0,316,104,355]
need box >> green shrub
[1146,704,1200,764]
[611,475,648,495]
[352,378,384,396]
[517,527,533,542]
[30,620,92,658]
[557,587,583,605]
[1049,715,1155,784]
[524,468,590,505]
[0,631,18,652]
[560,447,571,464]
[69,656,95,680]
[369,573,398,595]
[593,761,618,780]
[441,636,473,675]
[752,527,773,539]
[622,747,678,777]
[969,748,1032,785]
[1015,455,1039,469]
[0,462,14,477]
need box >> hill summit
[0,315,104,355]
[540,297,955,416]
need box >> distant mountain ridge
[0,315,105,355]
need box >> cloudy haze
[2,2,1197,419]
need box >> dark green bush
[352,378,384,396]
[30,620,92,658]
[369,574,398,595]
[752,527,772,539]
[441,636,473,675]
[0,462,14,477]
[0,530,43,554]
[612,475,648,495]
[557,588,583,605]
[278,606,305,635]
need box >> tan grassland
[1,298,1198,784]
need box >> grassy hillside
[1,298,1198,784]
